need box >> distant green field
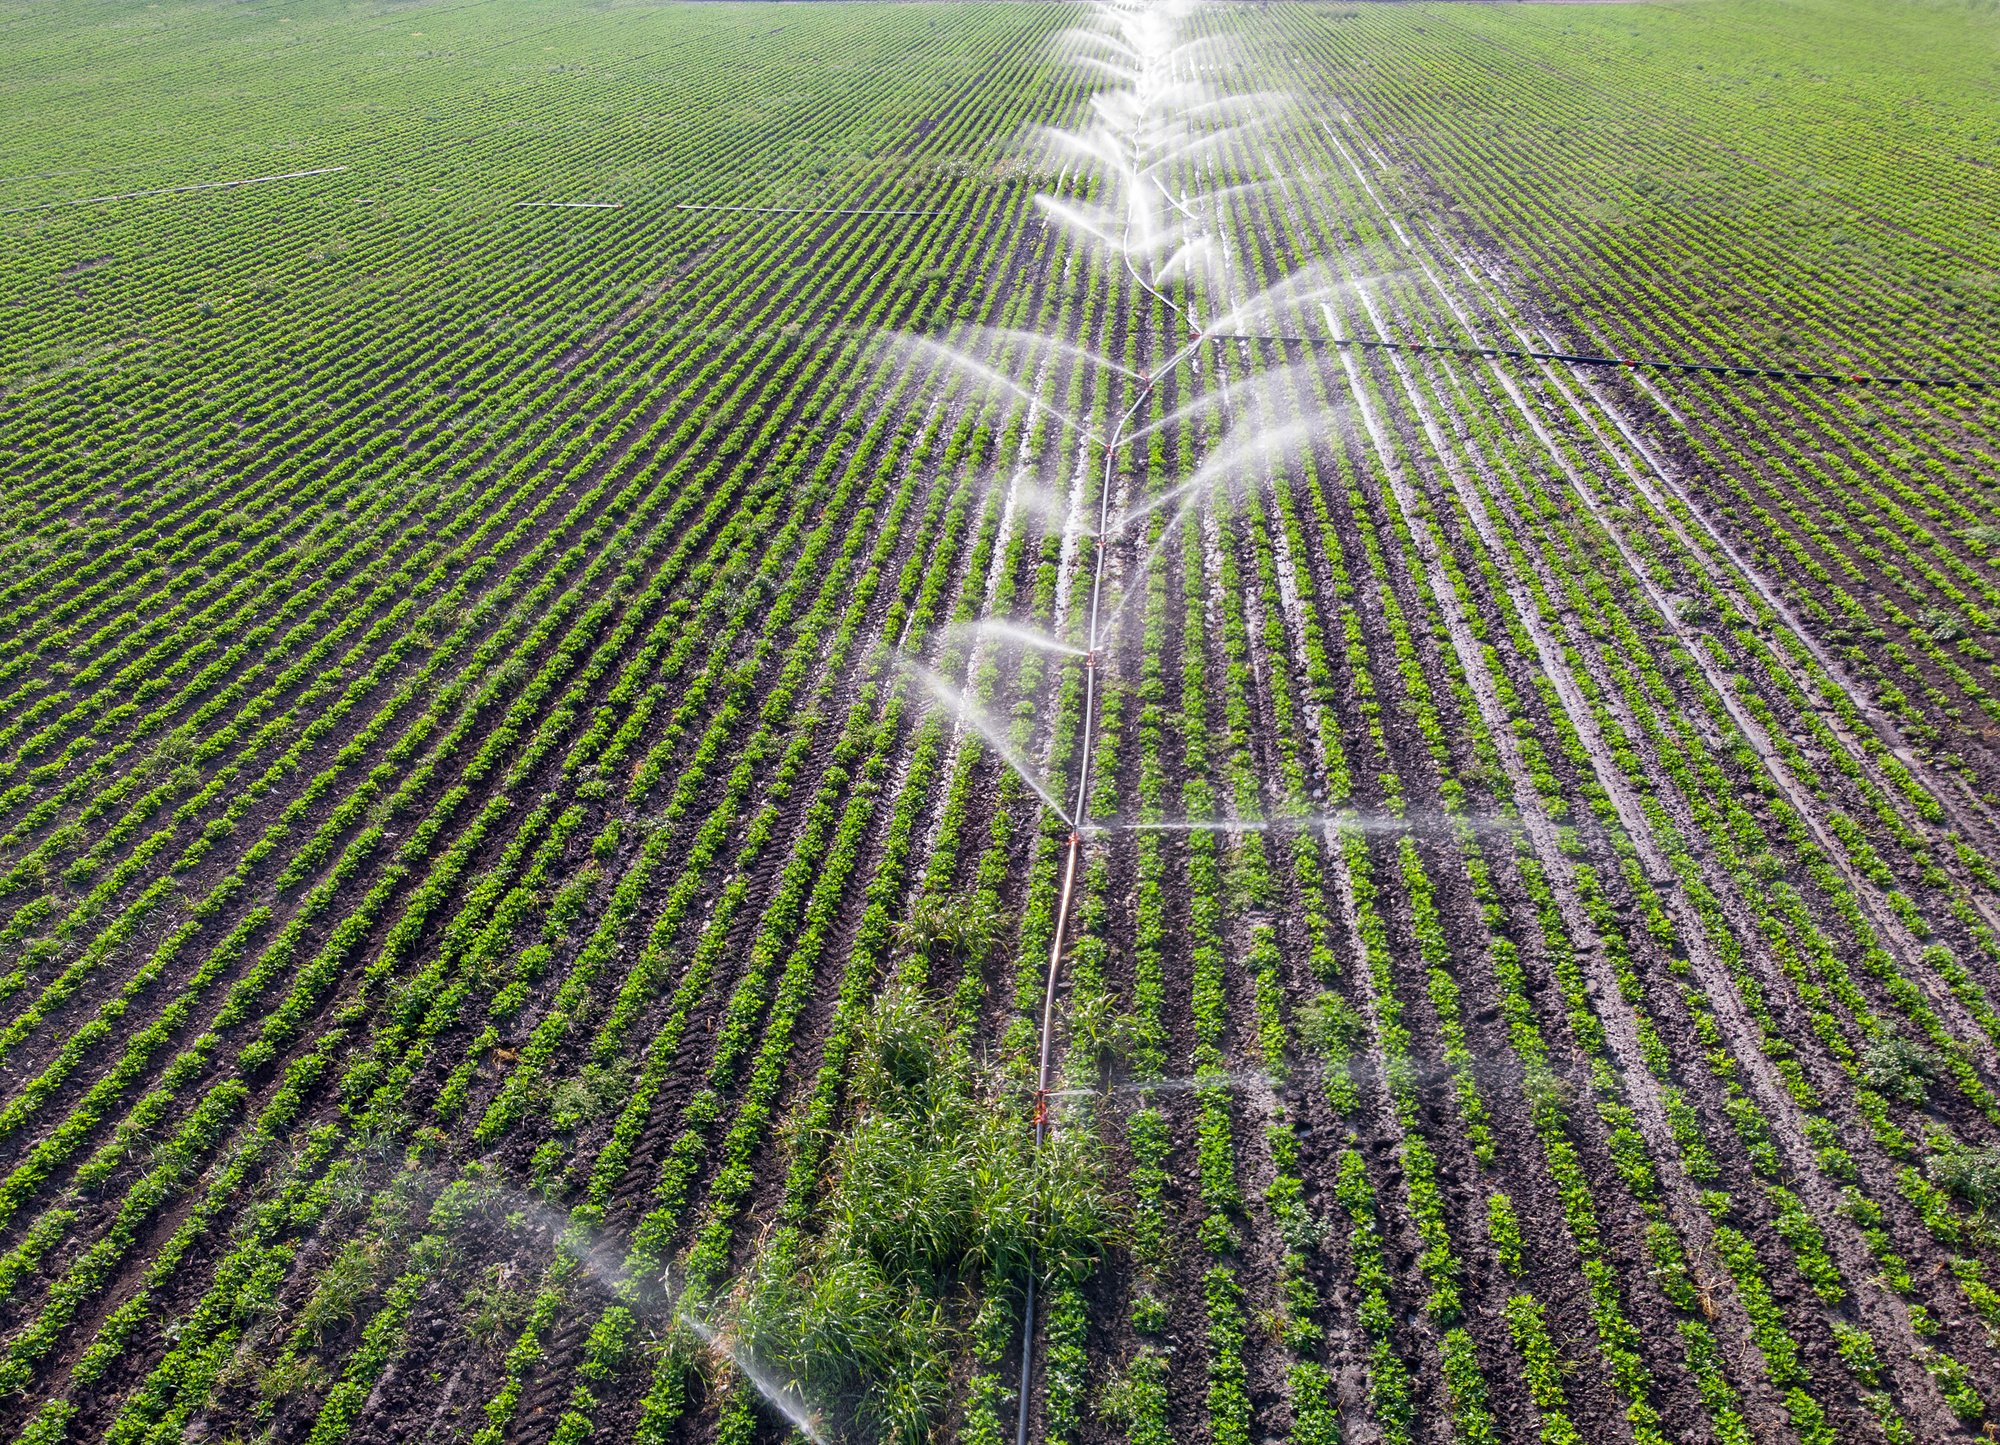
[4,1,2000,1443]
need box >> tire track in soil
[1205,320,1552,1444]
[1325,347,1703,1441]
[1356,351,1803,1441]
[1213,380,1483,1441]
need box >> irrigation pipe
[1211,330,1994,390]
[1013,34,1244,1442]
[0,166,349,215]
[1012,290,1210,1445]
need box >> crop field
[4,0,2000,1441]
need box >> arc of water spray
[902,660,1076,830]
[1091,404,1334,643]
[1108,808,1526,837]
[1016,483,1084,533]
[1152,237,1213,290]
[1035,193,1139,260]
[1121,381,1228,447]
[1029,123,1137,185]
[894,335,1106,444]
[951,619,1090,659]
[1106,416,1316,538]
[451,1201,839,1445]
[971,325,1145,382]
[665,1275,831,1445]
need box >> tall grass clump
[727,986,1116,1444]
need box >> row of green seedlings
[1299,3,1999,477]
[100,413,906,1443]
[0,294,887,1331]
[1299,388,1713,1445]
[1336,109,2000,1296]
[0,23,917,809]
[1506,451,2000,1407]
[787,362,1106,1442]
[1296,177,1968,1432]
[1387,129,2000,1047]
[0,177,944,1104]
[1411,211,2000,1237]
[1385,367,1914,1443]
[1346,71,2000,880]
[1136,109,1496,1445]
[0,430,738,1413]
[1321,0,2000,332]
[1313,314,1846,1445]
[1081,218,1493,1441]
[977,221,1135,1444]
[479,158,1067,1152]
[400,150,1083,1442]
[935,200,1172,1437]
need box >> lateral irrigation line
[1208,330,1994,390]
[516,201,624,209]
[0,167,349,215]
[675,202,942,217]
